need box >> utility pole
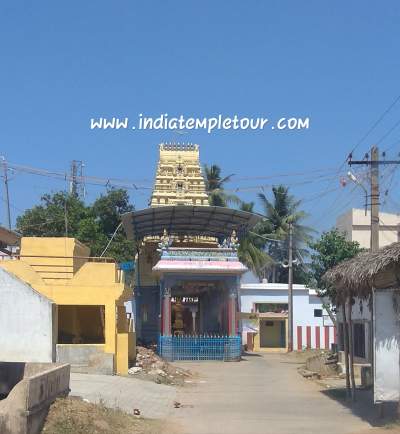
[370,146,380,252]
[288,222,294,352]
[348,145,400,253]
[1,157,12,230]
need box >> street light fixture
[347,171,368,216]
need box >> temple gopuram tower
[150,143,209,207]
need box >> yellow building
[0,237,134,375]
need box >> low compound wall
[0,362,70,434]
[56,344,114,374]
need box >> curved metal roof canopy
[121,205,263,240]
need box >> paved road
[70,354,373,434]
[70,373,177,419]
[170,353,372,434]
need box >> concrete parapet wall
[0,362,70,434]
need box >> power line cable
[100,222,123,257]
[304,95,400,229]
[350,93,400,157]
[229,167,343,182]
[8,162,152,191]
[376,118,400,146]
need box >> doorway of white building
[259,318,287,350]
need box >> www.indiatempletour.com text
[90,114,310,133]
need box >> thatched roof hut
[323,242,400,300]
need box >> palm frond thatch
[323,242,400,300]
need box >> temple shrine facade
[122,143,261,361]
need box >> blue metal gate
[158,335,241,361]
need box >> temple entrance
[169,281,230,337]
[171,297,199,335]
[122,144,263,361]
[155,248,244,361]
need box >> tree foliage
[308,229,361,308]
[16,189,135,262]
[237,201,272,279]
[203,164,240,206]
[254,185,314,283]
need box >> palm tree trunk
[342,304,351,399]
[347,299,356,402]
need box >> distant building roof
[240,282,318,296]
[0,226,21,250]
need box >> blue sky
[1,1,400,232]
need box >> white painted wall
[374,289,399,403]
[0,268,55,362]
[336,298,371,322]
[240,283,335,349]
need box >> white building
[336,208,400,249]
[240,283,336,352]
[334,208,400,365]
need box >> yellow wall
[253,318,288,353]
[19,237,91,283]
[116,333,129,375]
[115,331,136,375]
[0,237,133,374]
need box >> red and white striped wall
[295,325,336,351]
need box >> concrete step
[69,364,90,374]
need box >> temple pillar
[189,306,198,334]
[192,312,196,334]
[228,290,237,337]
[162,286,172,336]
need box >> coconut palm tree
[237,201,272,280]
[203,164,240,206]
[254,185,314,283]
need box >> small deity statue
[219,229,239,250]
[230,230,239,250]
[158,228,172,251]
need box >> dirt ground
[41,397,177,434]
[284,348,327,363]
